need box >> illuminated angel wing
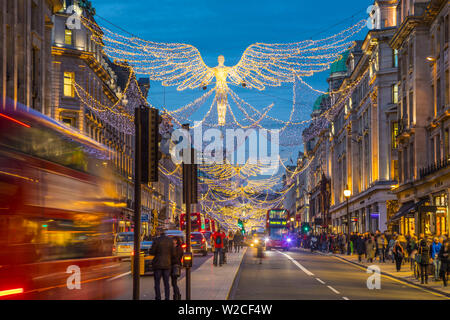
[87,22,214,91]
[228,20,366,90]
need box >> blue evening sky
[92,0,373,163]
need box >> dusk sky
[92,0,373,162]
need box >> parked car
[202,231,213,252]
[113,232,153,259]
[190,232,208,256]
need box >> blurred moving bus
[0,101,126,299]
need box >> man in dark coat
[149,231,175,300]
[418,235,431,284]
[356,234,366,262]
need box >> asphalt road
[112,252,213,300]
[230,247,448,300]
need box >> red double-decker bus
[265,209,290,250]
[180,212,205,232]
[0,101,126,299]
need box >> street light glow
[344,189,351,198]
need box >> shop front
[391,195,448,237]
[432,192,448,237]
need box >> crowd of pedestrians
[299,230,449,287]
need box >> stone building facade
[1,0,63,113]
[390,0,449,237]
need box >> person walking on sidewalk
[408,236,418,271]
[397,233,407,264]
[234,230,241,253]
[388,235,396,263]
[149,231,175,300]
[366,236,376,263]
[438,240,449,287]
[393,240,404,272]
[223,233,229,264]
[376,233,387,263]
[431,237,442,281]
[212,228,226,267]
[356,234,365,262]
[228,231,234,253]
[171,237,183,300]
[418,235,431,284]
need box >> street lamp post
[344,187,351,255]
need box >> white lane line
[327,285,340,294]
[343,297,350,300]
[108,271,131,281]
[277,251,314,276]
[316,278,325,285]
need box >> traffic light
[140,106,162,183]
[237,219,243,228]
[182,147,198,204]
[301,223,311,234]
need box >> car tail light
[0,288,24,298]
[131,250,134,256]
[181,244,187,249]
[202,238,205,243]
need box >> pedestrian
[393,240,404,272]
[149,231,175,300]
[431,237,442,281]
[171,237,183,300]
[223,233,229,264]
[408,236,418,271]
[366,236,376,263]
[356,234,365,262]
[227,231,234,252]
[418,235,431,284]
[234,230,241,253]
[397,233,407,264]
[387,236,396,263]
[376,233,387,263]
[438,240,449,287]
[212,228,226,266]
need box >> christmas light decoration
[82,16,366,126]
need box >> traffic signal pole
[182,124,192,301]
[133,106,161,300]
[133,107,143,300]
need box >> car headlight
[254,239,259,244]
[265,237,269,242]
[287,238,292,242]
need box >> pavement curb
[298,248,450,298]
[227,247,248,300]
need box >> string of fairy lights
[73,12,369,228]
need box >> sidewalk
[299,248,450,297]
[177,248,247,300]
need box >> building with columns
[1,0,63,114]
[390,0,449,237]
[50,0,183,235]
[329,1,399,234]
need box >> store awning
[390,199,427,222]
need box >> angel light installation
[83,18,367,126]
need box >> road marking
[343,297,350,300]
[330,255,450,299]
[107,271,131,281]
[316,278,325,284]
[327,285,340,294]
[277,251,314,276]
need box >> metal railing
[419,157,450,179]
